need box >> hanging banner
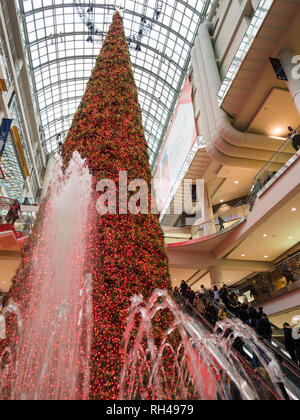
[11,125,30,177]
[154,78,197,212]
[0,118,12,156]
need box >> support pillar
[40,154,57,200]
[209,265,223,290]
[193,183,216,238]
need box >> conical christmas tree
[61,12,171,399]
[0,11,172,400]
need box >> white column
[41,154,57,200]
[193,183,216,237]
[280,49,300,116]
[209,265,223,290]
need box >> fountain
[0,152,93,400]
[0,156,285,400]
[119,290,284,401]
[0,7,287,398]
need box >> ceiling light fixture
[292,208,297,212]
[272,127,283,136]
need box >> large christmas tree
[0,11,172,400]
[61,11,171,399]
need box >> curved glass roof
[19,0,212,166]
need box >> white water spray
[0,152,93,400]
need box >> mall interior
[0,0,300,401]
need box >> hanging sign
[0,118,12,156]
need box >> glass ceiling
[19,0,212,166]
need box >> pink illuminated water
[119,290,284,401]
[0,153,286,400]
[0,152,93,400]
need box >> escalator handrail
[206,296,300,378]
[180,296,282,400]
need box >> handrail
[233,254,300,311]
[249,128,300,204]
[274,250,300,270]
[179,295,282,400]
[195,199,249,231]
[164,199,249,236]
[253,125,300,182]
[194,199,249,231]
[205,295,300,380]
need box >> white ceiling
[210,165,258,206]
[227,191,300,262]
[169,267,199,288]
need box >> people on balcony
[287,126,300,152]
[249,178,262,212]
[217,215,225,231]
[5,200,20,226]
[281,261,296,285]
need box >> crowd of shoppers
[174,281,274,337]
[173,280,299,400]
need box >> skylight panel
[19,0,212,163]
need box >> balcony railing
[164,201,249,244]
[249,132,299,209]
[232,250,300,308]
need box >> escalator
[179,296,300,400]
[194,296,300,400]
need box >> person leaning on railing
[281,261,296,285]
[5,200,20,227]
[249,178,262,212]
[287,126,300,152]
